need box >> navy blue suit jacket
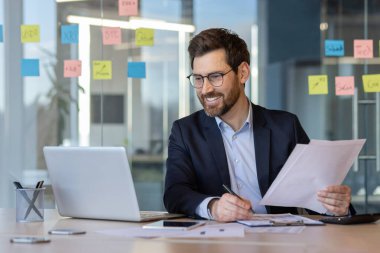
[164,103,311,217]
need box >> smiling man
[163,28,353,222]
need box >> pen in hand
[222,184,255,214]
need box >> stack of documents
[260,139,365,213]
[238,213,323,227]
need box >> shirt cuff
[195,197,219,219]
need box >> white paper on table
[96,224,245,238]
[260,139,366,213]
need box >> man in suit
[164,28,352,222]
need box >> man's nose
[201,77,214,94]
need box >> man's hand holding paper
[260,139,365,215]
[317,185,352,216]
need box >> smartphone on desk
[10,237,50,244]
[320,213,380,225]
[142,220,206,231]
[49,229,86,235]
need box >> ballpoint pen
[24,181,44,219]
[222,184,255,214]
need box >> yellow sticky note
[93,61,112,80]
[135,28,154,46]
[362,74,380,93]
[21,25,40,43]
[308,75,328,95]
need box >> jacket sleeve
[163,120,209,217]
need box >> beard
[197,84,241,117]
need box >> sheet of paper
[97,224,244,238]
[260,139,366,213]
[245,226,305,234]
[238,213,323,227]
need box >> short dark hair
[188,28,250,71]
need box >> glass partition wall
[1,0,379,214]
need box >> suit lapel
[251,104,271,197]
[201,112,231,187]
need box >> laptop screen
[43,146,143,221]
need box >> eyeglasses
[186,69,233,89]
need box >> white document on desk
[260,139,366,213]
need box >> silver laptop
[43,146,184,222]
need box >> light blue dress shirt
[196,103,267,219]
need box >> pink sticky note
[354,40,373,59]
[335,76,355,96]
[102,27,122,45]
[64,60,82,78]
[119,0,138,16]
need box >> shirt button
[232,135,237,140]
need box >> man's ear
[238,61,250,84]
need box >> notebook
[43,146,184,222]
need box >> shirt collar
[215,100,253,131]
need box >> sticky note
[362,74,380,93]
[102,27,122,45]
[119,0,138,16]
[354,40,373,59]
[308,75,328,95]
[21,59,40,77]
[135,28,154,46]
[61,24,79,44]
[64,60,82,78]
[0,25,3,42]
[93,61,112,80]
[21,25,40,43]
[127,62,146,78]
[335,76,354,96]
[325,40,344,57]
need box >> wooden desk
[0,208,379,253]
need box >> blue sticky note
[61,24,79,44]
[0,25,3,42]
[21,59,40,76]
[325,40,344,56]
[127,62,146,78]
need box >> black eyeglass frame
[186,69,234,88]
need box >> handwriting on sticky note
[102,27,122,45]
[335,76,354,96]
[21,59,40,77]
[93,61,112,80]
[362,74,380,93]
[64,60,82,78]
[61,25,79,44]
[119,0,138,16]
[308,75,328,95]
[325,40,344,57]
[354,40,373,59]
[21,25,40,43]
[135,28,154,46]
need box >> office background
[0,0,379,213]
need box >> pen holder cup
[16,188,45,222]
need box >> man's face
[193,49,242,117]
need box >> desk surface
[0,208,379,253]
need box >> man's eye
[193,76,203,81]
[209,73,222,80]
